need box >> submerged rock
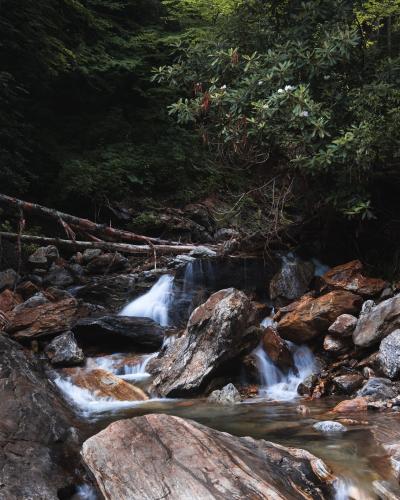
[277,290,362,342]
[269,255,314,304]
[313,421,346,433]
[378,330,400,380]
[322,260,387,297]
[353,294,400,348]
[82,414,334,500]
[0,335,77,498]
[73,315,164,353]
[331,397,369,413]
[150,288,262,397]
[207,383,241,405]
[45,331,84,367]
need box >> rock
[73,315,164,353]
[277,290,362,342]
[189,246,217,258]
[262,326,293,370]
[207,383,241,404]
[333,374,364,394]
[44,263,74,287]
[7,296,78,341]
[82,414,334,500]
[0,335,77,499]
[269,255,314,304]
[86,252,129,274]
[378,330,400,379]
[69,368,148,401]
[150,288,262,397]
[214,228,240,241]
[296,405,310,415]
[313,421,346,433]
[323,334,349,353]
[357,377,398,400]
[69,263,86,279]
[45,331,84,366]
[353,295,400,347]
[328,314,357,337]
[28,245,59,268]
[0,268,19,291]
[82,248,102,263]
[322,260,387,297]
[373,480,400,500]
[298,374,318,396]
[0,288,22,313]
[331,397,369,413]
[16,280,40,299]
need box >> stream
[53,259,400,500]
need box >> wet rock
[328,314,357,337]
[189,246,217,258]
[44,263,74,287]
[323,334,349,353]
[7,296,78,341]
[28,245,59,268]
[353,295,400,348]
[86,252,129,274]
[331,397,369,413]
[269,255,314,304]
[378,330,400,380]
[313,421,346,433]
[0,335,77,499]
[322,260,387,297]
[277,290,362,342]
[82,414,334,500]
[0,268,19,291]
[333,374,364,394]
[45,331,84,367]
[0,288,22,313]
[208,383,241,405]
[262,326,293,370]
[373,480,400,500]
[298,374,318,396]
[357,377,398,400]
[68,368,148,401]
[73,315,164,353]
[150,288,262,397]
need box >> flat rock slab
[82,414,334,500]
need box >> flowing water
[53,262,400,499]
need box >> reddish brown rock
[262,326,293,370]
[16,281,41,300]
[0,289,22,313]
[328,314,357,337]
[277,291,362,342]
[331,397,369,413]
[322,260,387,297]
[68,368,148,401]
[7,297,78,340]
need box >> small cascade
[120,274,174,326]
[118,352,158,382]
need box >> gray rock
[333,373,364,394]
[323,334,349,353]
[69,263,85,279]
[45,331,84,366]
[297,374,318,396]
[313,421,346,433]
[86,252,129,274]
[328,314,357,337]
[214,228,240,241]
[12,292,49,313]
[378,330,400,380]
[82,248,102,263]
[82,414,335,500]
[357,377,399,400]
[208,383,241,405]
[28,245,59,268]
[270,254,314,304]
[44,264,74,287]
[189,246,217,258]
[353,295,400,347]
[0,268,19,291]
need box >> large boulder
[269,255,314,304]
[6,296,78,341]
[277,291,362,342]
[353,295,400,348]
[45,331,85,367]
[321,260,387,297]
[378,330,400,379]
[0,335,78,498]
[82,414,334,500]
[150,288,262,397]
[73,315,164,353]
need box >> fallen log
[0,194,178,246]
[0,232,214,255]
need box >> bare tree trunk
[0,194,180,246]
[0,232,209,255]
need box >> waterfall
[118,352,158,382]
[120,274,174,326]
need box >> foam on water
[119,274,174,326]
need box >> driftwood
[0,232,208,255]
[0,194,178,246]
